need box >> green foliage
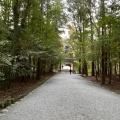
[66,0,120,79]
[0,0,66,90]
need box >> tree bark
[36,57,40,80]
[12,0,20,55]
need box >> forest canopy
[65,0,120,84]
[0,0,67,90]
[0,0,120,91]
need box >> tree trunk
[32,57,36,79]
[108,62,112,84]
[91,61,95,76]
[101,0,106,85]
[114,63,117,74]
[119,61,120,82]
[101,46,106,85]
[89,4,95,76]
[119,53,120,82]
[105,52,108,76]
[84,60,88,76]
[36,57,40,80]
[78,59,82,74]
[12,0,20,55]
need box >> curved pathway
[0,72,120,120]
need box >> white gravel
[0,72,120,120]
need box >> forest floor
[86,76,120,95]
[0,73,56,109]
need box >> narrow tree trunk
[26,55,32,79]
[119,62,120,82]
[36,57,40,80]
[32,57,36,79]
[105,52,108,76]
[84,60,88,76]
[108,62,112,84]
[101,46,106,85]
[119,53,120,82]
[91,61,95,76]
[89,4,95,76]
[78,59,82,74]
[114,63,117,74]
[12,0,20,55]
[97,59,100,76]
[49,63,53,74]
[100,0,106,85]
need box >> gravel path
[0,72,120,120]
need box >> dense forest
[0,0,66,91]
[65,0,120,85]
[0,0,120,92]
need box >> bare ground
[86,76,120,94]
